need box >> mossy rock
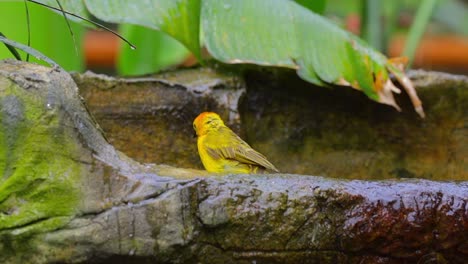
[0,60,467,264]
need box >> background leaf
[0,33,22,61]
[117,24,189,75]
[0,1,84,71]
[361,0,383,51]
[403,0,439,66]
[0,35,59,67]
[294,0,327,14]
[1,0,426,115]
[434,0,468,35]
[30,0,90,23]
[84,0,201,60]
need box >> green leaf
[202,0,424,117]
[0,1,84,71]
[4,0,424,116]
[361,0,383,51]
[29,0,135,49]
[294,0,327,14]
[84,0,201,60]
[0,35,60,68]
[403,0,439,67]
[0,33,22,61]
[29,0,90,23]
[434,0,468,35]
[117,24,189,76]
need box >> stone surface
[0,60,467,264]
[73,68,245,170]
[73,67,467,180]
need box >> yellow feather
[193,112,279,174]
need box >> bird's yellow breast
[197,135,222,172]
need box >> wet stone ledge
[0,60,466,264]
[73,66,467,181]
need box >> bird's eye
[205,120,212,125]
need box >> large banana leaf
[30,0,90,22]
[31,0,424,117]
[85,0,201,61]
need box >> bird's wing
[203,128,279,172]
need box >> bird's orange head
[193,112,225,137]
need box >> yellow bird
[193,112,279,174]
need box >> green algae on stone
[0,77,82,236]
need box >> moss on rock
[0,76,82,235]
[0,60,466,264]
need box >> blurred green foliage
[327,0,464,67]
[117,25,189,76]
[294,0,327,14]
[0,1,84,71]
[0,0,467,75]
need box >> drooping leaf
[13,0,424,116]
[84,0,201,60]
[0,33,22,61]
[23,0,31,61]
[201,0,424,117]
[0,35,60,68]
[53,0,78,56]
